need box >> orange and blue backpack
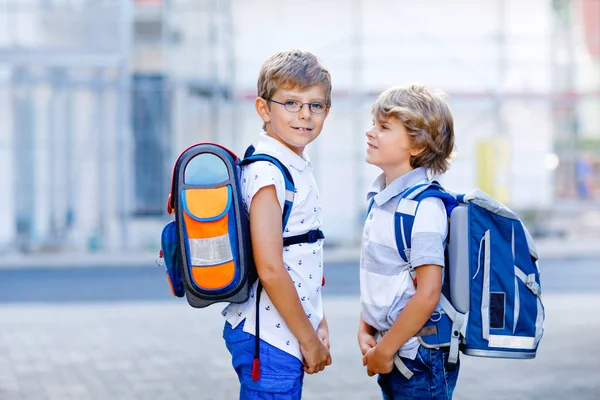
[159,143,296,307]
[158,142,324,380]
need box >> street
[1,258,598,303]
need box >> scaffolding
[0,0,235,252]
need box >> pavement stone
[0,294,599,399]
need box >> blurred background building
[0,0,599,254]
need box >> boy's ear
[409,145,426,157]
[255,97,271,124]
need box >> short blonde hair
[372,84,455,175]
[257,48,332,105]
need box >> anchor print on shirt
[265,305,271,311]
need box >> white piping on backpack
[481,230,491,341]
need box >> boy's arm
[363,264,442,375]
[357,314,377,356]
[249,185,330,373]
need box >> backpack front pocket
[181,185,239,292]
[468,203,541,358]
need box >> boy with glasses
[222,49,332,399]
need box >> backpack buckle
[306,229,324,243]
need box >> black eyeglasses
[267,99,329,114]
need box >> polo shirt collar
[368,167,429,206]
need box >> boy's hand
[300,334,332,374]
[357,331,377,356]
[362,345,394,377]
[317,319,331,350]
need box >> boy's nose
[299,105,311,119]
[365,127,375,138]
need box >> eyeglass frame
[265,98,330,114]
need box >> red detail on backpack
[159,249,163,258]
[322,275,326,286]
[167,193,174,214]
[413,277,418,286]
[252,358,261,381]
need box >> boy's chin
[365,155,378,167]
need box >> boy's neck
[383,164,415,187]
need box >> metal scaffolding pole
[352,0,364,241]
[116,0,133,249]
[12,68,36,252]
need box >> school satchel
[158,143,298,308]
[371,182,545,378]
[157,142,325,381]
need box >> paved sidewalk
[1,294,599,399]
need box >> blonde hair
[257,49,331,122]
[372,84,455,175]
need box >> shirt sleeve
[240,161,286,214]
[410,197,448,268]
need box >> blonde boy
[358,84,459,399]
[222,49,332,399]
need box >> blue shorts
[223,321,304,399]
[377,346,460,399]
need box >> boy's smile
[256,85,330,156]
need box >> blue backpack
[158,142,324,381]
[372,181,544,375]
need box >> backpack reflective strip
[488,335,537,350]
[189,234,234,266]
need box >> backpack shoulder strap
[394,181,456,263]
[239,147,296,230]
[240,146,301,381]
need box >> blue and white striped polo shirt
[360,167,448,360]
